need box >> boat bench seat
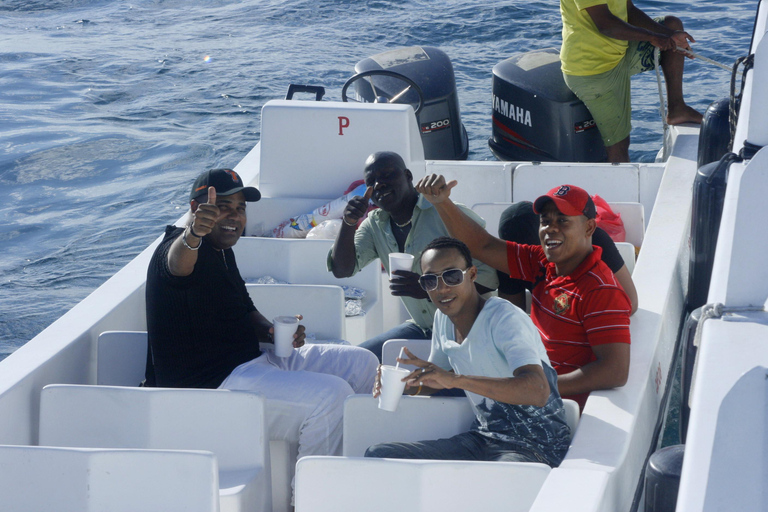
[245,283,346,340]
[38,384,270,512]
[293,394,580,511]
[0,444,220,512]
[296,456,551,512]
[235,237,383,344]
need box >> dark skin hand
[342,186,374,227]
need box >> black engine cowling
[489,48,606,162]
[351,46,469,160]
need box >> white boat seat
[245,283,345,340]
[608,201,645,248]
[0,444,220,512]
[38,385,270,512]
[425,160,514,208]
[235,237,383,344]
[615,242,636,275]
[299,394,579,511]
[96,330,148,386]
[512,163,640,204]
[258,100,425,199]
[381,338,431,371]
[343,394,580,458]
[471,201,515,238]
[295,455,551,512]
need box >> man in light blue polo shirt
[328,151,498,361]
[367,237,569,466]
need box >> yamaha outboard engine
[346,46,469,160]
[489,48,606,162]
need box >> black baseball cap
[189,168,261,203]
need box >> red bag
[593,194,625,243]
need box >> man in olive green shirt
[328,151,498,361]
[560,0,702,162]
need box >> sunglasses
[418,267,470,292]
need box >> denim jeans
[357,321,430,362]
[365,430,552,465]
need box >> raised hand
[415,174,457,204]
[191,186,221,237]
[342,186,373,227]
[389,269,429,299]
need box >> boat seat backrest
[0,445,220,512]
[245,283,345,340]
[39,384,271,512]
[235,237,380,296]
[615,242,636,274]
[471,202,514,238]
[96,331,148,386]
[381,338,431,372]
[343,393,580,458]
[608,201,645,247]
[512,163,640,203]
[39,385,267,472]
[425,160,514,208]
[258,100,425,199]
[295,456,550,512]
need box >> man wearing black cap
[146,168,378,469]
[415,175,631,410]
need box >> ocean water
[0,0,758,361]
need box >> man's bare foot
[667,104,703,125]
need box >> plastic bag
[306,219,343,240]
[270,182,368,238]
[593,194,625,243]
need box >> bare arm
[397,348,550,407]
[585,2,689,51]
[556,343,630,397]
[415,174,510,274]
[614,265,638,315]
[329,186,372,278]
[168,186,220,277]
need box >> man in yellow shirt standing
[560,0,702,162]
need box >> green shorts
[563,28,661,146]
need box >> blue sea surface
[0,0,758,361]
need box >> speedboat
[1,1,765,510]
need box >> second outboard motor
[489,48,606,162]
[346,46,469,160]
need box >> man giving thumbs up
[145,168,378,484]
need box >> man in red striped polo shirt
[415,176,631,410]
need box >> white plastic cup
[378,365,411,412]
[272,316,299,358]
[388,252,414,279]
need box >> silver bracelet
[182,228,201,251]
[342,216,357,227]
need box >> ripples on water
[0,0,758,359]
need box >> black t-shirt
[497,202,625,295]
[145,226,261,388]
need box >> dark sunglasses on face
[418,267,470,292]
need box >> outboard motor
[345,46,469,160]
[489,48,606,162]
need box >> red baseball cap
[533,184,596,219]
